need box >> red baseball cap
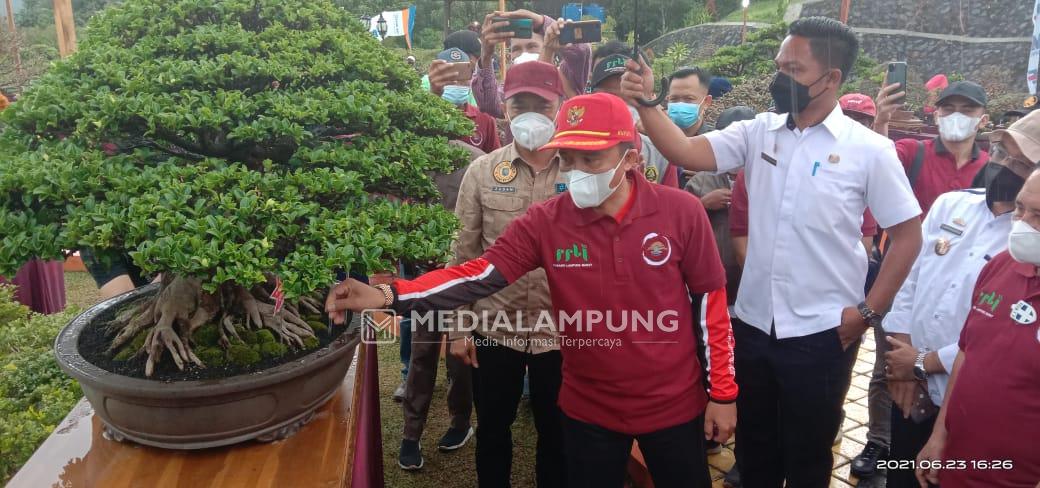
[540,93,637,151]
[839,93,876,118]
[503,61,565,101]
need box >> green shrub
[0,288,80,482]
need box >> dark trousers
[733,319,860,488]
[402,320,472,441]
[473,335,565,488]
[561,413,711,488]
[887,404,938,488]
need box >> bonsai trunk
[106,274,322,376]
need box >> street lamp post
[741,0,749,43]
[376,13,388,39]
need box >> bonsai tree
[0,0,471,376]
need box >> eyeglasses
[990,141,1036,176]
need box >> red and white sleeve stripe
[699,287,738,403]
[392,258,509,314]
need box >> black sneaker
[723,465,741,488]
[437,426,474,451]
[398,439,424,470]
[850,441,888,478]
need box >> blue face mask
[442,85,471,106]
[667,102,701,129]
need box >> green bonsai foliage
[0,0,471,376]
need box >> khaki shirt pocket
[482,193,526,239]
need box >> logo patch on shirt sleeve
[555,183,568,193]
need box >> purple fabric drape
[350,340,385,488]
[0,260,66,314]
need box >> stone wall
[799,0,1032,39]
[645,0,1032,92]
[645,22,767,62]
[857,31,1030,92]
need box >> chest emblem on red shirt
[973,289,998,312]
[1010,300,1036,325]
[493,160,518,184]
[641,232,672,266]
[567,106,585,126]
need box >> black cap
[589,54,630,90]
[716,106,757,131]
[1005,95,1040,118]
[444,30,481,58]
[936,81,988,107]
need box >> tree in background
[14,0,118,27]
[0,0,471,376]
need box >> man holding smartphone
[621,17,922,486]
[427,47,501,154]
[474,10,592,117]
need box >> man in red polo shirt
[874,81,990,215]
[327,92,737,488]
[428,47,501,153]
[915,165,1040,488]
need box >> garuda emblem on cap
[567,106,585,127]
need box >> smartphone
[449,61,473,82]
[559,20,602,44]
[492,17,533,39]
[887,62,907,104]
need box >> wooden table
[8,349,363,488]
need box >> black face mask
[983,163,1026,209]
[769,71,829,114]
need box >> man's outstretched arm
[619,58,721,172]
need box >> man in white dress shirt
[881,111,1039,488]
[620,17,923,486]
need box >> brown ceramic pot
[54,283,359,450]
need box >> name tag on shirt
[939,224,964,236]
[761,152,777,166]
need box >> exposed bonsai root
[108,300,155,352]
[255,301,316,348]
[298,296,322,316]
[235,286,263,330]
[218,313,242,348]
[104,276,321,376]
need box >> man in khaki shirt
[449,61,569,487]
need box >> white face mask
[1008,219,1040,265]
[567,152,627,209]
[936,112,981,142]
[509,112,555,150]
[513,52,541,64]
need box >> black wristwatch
[857,301,883,328]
